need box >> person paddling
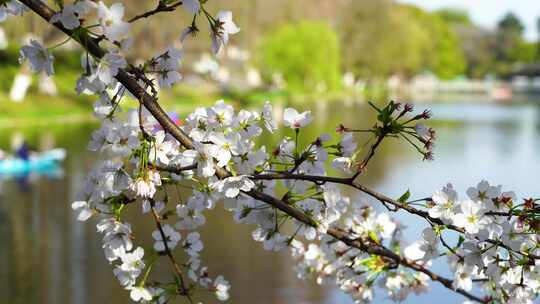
[14,141,29,161]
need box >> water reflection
[1,101,540,304]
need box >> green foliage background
[339,3,466,79]
[256,21,342,92]
[412,7,467,79]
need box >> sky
[398,0,540,41]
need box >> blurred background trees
[1,0,539,92]
[257,21,342,92]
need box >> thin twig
[149,200,193,302]
[351,131,386,180]
[128,1,184,23]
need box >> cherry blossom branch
[251,172,433,216]
[244,188,486,303]
[251,172,540,260]
[142,167,486,302]
[15,1,498,302]
[128,1,184,23]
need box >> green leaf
[282,191,292,203]
[53,0,64,9]
[367,101,382,113]
[456,235,465,247]
[173,274,181,287]
[368,231,380,244]
[397,189,411,204]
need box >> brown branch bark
[128,1,184,23]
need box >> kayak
[0,148,66,176]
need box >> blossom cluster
[411,181,540,303]
[6,0,240,302]
[290,202,430,303]
[74,93,369,301]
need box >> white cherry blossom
[19,40,54,76]
[283,108,313,129]
[152,47,183,88]
[130,170,161,198]
[453,264,473,291]
[214,275,231,301]
[190,142,218,177]
[184,232,204,257]
[211,11,240,54]
[128,286,153,302]
[97,2,130,42]
[152,224,181,252]
[261,101,277,133]
[374,213,397,239]
[414,123,430,141]
[97,52,127,85]
[71,200,93,221]
[0,1,26,21]
[452,199,490,234]
[332,156,352,173]
[217,175,255,198]
[114,247,145,287]
[429,183,458,222]
[50,1,94,29]
[404,228,439,262]
[183,0,200,14]
[337,132,357,157]
[176,194,206,230]
[148,131,175,165]
[466,180,500,209]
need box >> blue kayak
[0,149,66,176]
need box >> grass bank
[0,71,365,128]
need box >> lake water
[1,100,539,304]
